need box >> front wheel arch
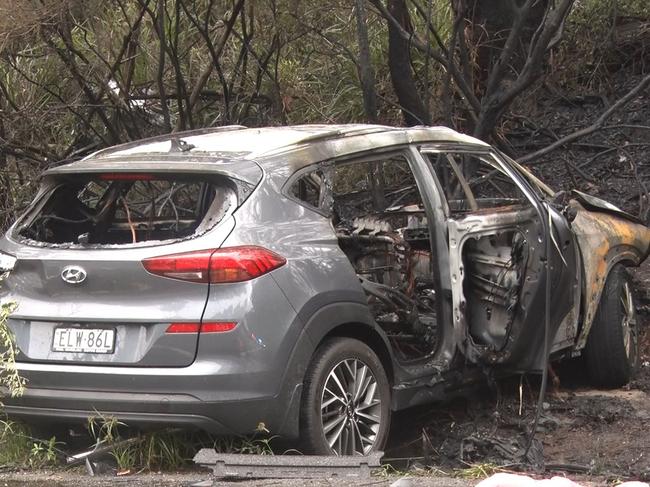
[321,322,395,387]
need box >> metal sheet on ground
[193,449,383,479]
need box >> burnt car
[0,125,648,456]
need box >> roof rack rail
[87,125,247,160]
[251,125,396,158]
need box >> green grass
[552,0,650,92]
[0,419,61,468]
[0,301,25,400]
[85,414,279,472]
[0,410,281,472]
[454,462,510,480]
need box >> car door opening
[292,156,442,363]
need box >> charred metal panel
[448,204,579,371]
[448,208,542,366]
[571,202,650,349]
[194,449,383,479]
[463,230,527,349]
[572,190,643,225]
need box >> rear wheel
[300,337,391,455]
[584,264,639,387]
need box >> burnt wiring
[337,210,439,363]
[359,276,420,328]
[523,202,553,460]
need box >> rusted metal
[571,201,650,349]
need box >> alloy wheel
[320,358,382,455]
[620,281,637,360]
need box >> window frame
[282,162,332,217]
[419,145,541,219]
[281,146,419,217]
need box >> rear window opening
[15,173,245,247]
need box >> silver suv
[1,125,648,455]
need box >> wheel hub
[621,281,637,360]
[320,358,382,455]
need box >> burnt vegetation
[0,0,649,477]
[0,0,648,231]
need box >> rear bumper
[3,405,227,433]
[4,359,303,437]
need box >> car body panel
[570,201,650,349]
[0,246,214,368]
[0,184,239,367]
[44,156,263,187]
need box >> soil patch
[385,260,650,482]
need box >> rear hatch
[0,160,261,367]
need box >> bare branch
[519,73,650,164]
[369,0,481,114]
[183,0,245,123]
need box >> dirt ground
[383,259,650,484]
[523,71,650,225]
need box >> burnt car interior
[292,155,440,363]
[291,151,538,364]
[16,175,239,245]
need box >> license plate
[52,328,115,354]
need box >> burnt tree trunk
[452,0,571,140]
[458,1,548,97]
[355,0,379,123]
[387,0,430,126]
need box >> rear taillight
[143,249,214,283]
[166,323,200,333]
[143,246,286,283]
[166,322,238,334]
[208,246,286,283]
[199,322,238,333]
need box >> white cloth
[476,473,649,487]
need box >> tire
[584,264,640,388]
[300,337,391,455]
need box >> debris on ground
[384,259,650,483]
[477,473,650,487]
[193,449,382,479]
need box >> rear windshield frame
[12,172,253,249]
